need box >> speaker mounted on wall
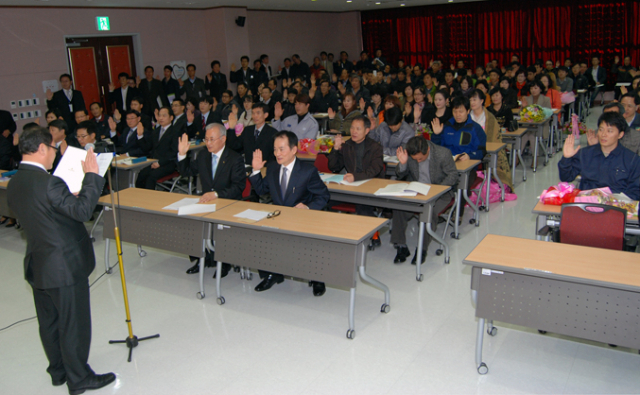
[235,16,246,27]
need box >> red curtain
[361,0,638,79]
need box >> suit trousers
[390,194,452,249]
[136,162,176,190]
[32,280,93,385]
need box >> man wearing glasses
[177,124,246,277]
[75,121,110,153]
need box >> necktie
[211,154,218,180]
[280,167,288,198]
[202,115,206,130]
[127,129,135,143]
[254,127,260,141]
[159,127,166,140]
[65,90,72,101]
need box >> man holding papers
[328,115,385,246]
[249,131,330,296]
[177,123,246,276]
[7,127,116,394]
[391,136,457,264]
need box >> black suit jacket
[186,110,222,139]
[47,89,86,130]
[249,159,329,210]
[327,137,385,181]
[117,127,152,157]
[178,147,246,199]
[109,87,139,112]
[205,72,228,101]
[139,125,180,167]
[230,68,257,87]
[279,68,293,82]
[180,77,207,102]
[172,114,188,138]
[7,164,105,288]
[226,124,278,165]
[138,78,169,116]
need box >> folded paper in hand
[374,182,431,197]
[53,146,112,193]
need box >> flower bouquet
[519,104,546,122]
[539,182,580,205]
[298,138,316,153]
[299,135,336,154]
[562,113,588,135]
[415,123,432,140]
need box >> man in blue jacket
[430,95,486,161]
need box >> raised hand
[429,59,434,67]
[334,134,344,150]
[46,88,53,101]
[186,109,194,123]
[563,134,580,158]
[278,65,282,72]
[114,109,122,121]
[396,146,409,164]
[136,76,141,87]
[59,139,67,155]
[367,106,375,120]
[294,203,309,209]
[178,78,184,87]
[327,107,336,119]
[404,101,412,115]
[81,148,99,174]
[431,118,443,134]
[153,108,159,121]
[427,93,433,104]
[252,149,266,171]
[206,73,212,82]
[213,97,218,109]
[108,117,117,131]
[586,129,598,146]
[386,76,391,85]
[228,111,238,129]
[274,101,284,120]
[359,97,366,112]
[362,74,368,84]
[178,133,190,156]
[614,56,620,64]
[337,83,346,95]
[413,103,422,122]
[137,121,145,136]
[108,83,115,92]
[230,63,236,72]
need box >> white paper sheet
[163,198,200,211]
[383,155,399,163]
[373,183,418,197]
[233,209,271,221]
[178,204,216,216]
[53,147,111,193]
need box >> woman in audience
[405,86,430,123]
[459,76,475,97]
[514,69,528,97]
[328,93,361,135]
[368,86,386,119]
[474,66,486,84]
[469,89,513,191]
[475,80,491,107]
[521,80,551,167]
[488,87,515,131]
[421,89,452,127]
[237,95,254,127]
[401,84,414,108]
[538,74,561,110]
[45,109,62,124]
[499,76,519,108]
[378,95,402,125]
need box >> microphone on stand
[84,142,95,151]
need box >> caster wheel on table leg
[106,268,113,274]
[247,273,253,281]
[469,218,476,225]
[381,304,390,313]
[538,330,547,334]
[450,232,459,239]
[139,250,147,257]
[416,274,424,282]
[234,266,241,273]
[196,292,205,300]
[477,362,489,375]
[346,329,356,339]
[436,249,443,256]
[488,327,498,336]
[216,296,225,305]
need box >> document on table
[53,146,112,193]
[233,209,271,221]
[374,182,431,197]
[178,204,216,216]
[163,198,200,211]
[383,155,399,163]
[320,173,369,186]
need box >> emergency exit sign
[96,16,110,31]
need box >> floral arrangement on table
[539,182,580,205]
[414,123,432,140]
[519,104,546,122]
[540,184,639,219]
[561,113,588,135]
[298,136,335,154]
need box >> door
[66,36,137,115]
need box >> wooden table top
[324,176,451,204]
[456,159,481,172]
[204,200,387,243]
[464,234,640,291]
[97,188,237,217]
[485,142,506,154]
[501,128,529,137]
[532,202,562,215]
[518,117,552,125]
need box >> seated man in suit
[114,97,152,134]
[45,73,86,131]
[327,115,385,245]
[309,79,340,113]
[281,88,298,120]
[271,94,319,140]
[560,111,640,200]
[216,90,234,121]
[170,99,188,136]
[259,86,276,122]
[187,97,222,139]
[391,136,458,264]
[621,93,640,129]
[89,102,111,140]
[136,106,180,189]
[249,131,330,296]
[267,79,283,103]
[368,107,415,156]
[177,124,246,276]
[226,102,277,166]
[75,121,110,153]
[108,72,138,112]
[113,110,151,157]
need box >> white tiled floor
[2,107,640,395]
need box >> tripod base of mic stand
[109,334,160,362]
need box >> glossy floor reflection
[2,107,639,395]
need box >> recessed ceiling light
[448,0,453,2]
[375,1,381,4]
[400,3,405,5]
[347,0,352,2]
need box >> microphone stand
[104,140,159,362]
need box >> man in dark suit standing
[249,130,330,295]
[186,97,222,139]
[7,127,115,394]
[113,110,151,157]
[230,56,256,89]
[178,64,207,103]
[260,54,274,80]
[226,103,277,166]
[205,61,227,101]
[278,58,294,84]
[136,106,180,189]
[177,124,246,275]
[587,56,607,107]
[108,72,139,112]
[137,66,169,118]
[46,73,86,132]
[0,108,17,170]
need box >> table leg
[90,208,105,241]
[104,238,111,273]
[215,261,225,305]
[416,221,425,281]
[359,266,391,309]
[197,257,206,300]
[427,222,449,264]
[463,189,480,226]
[492,166,505,201]
[476,316,488,374]
[511,142,517,183]
[453,189,461,238]
[347,287,356,339]
[517,148,527,181]
[484,168,492,212]
[137,245,147,257]
[535,214,548,241]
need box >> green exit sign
[96,16,110,31]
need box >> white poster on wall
[42,80,59,93]
[170,61,187,81]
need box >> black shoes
[52,376,67,386]
[254,275,284,292]
[393,246,411,264]
[68,372,116,395]
[411,248,427,265]
[186,261,200,274]
[310,281,326,297]
[212,263,230,279]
